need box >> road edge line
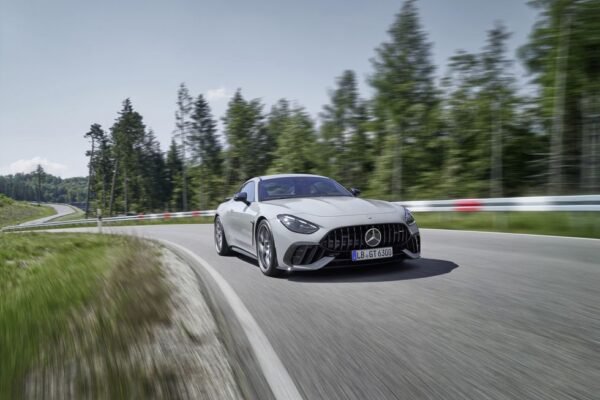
[156,239,303,400]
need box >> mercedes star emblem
[365,228,382,247]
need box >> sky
[0,0,539,178]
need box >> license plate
[351,247,393,261]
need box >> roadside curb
[157,239,303,400]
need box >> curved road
[56,225,599,399]
[19,203,75,226]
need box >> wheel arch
[254,215,268,246]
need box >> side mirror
[350,188,361,197]
[233,192,248,203]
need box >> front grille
[320,223,409,252]
[291,245,327,265]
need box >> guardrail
[2,195,599,232]
[1,210,217,232]
[398,195,600,212]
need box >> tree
[320,70,372,189]
[84,123,105,217]
[265,99,292,159]
[519,0,600,193]
[269,106,319,174]
[222,89,268,188]
[369,0,439,199]
[139,129,167,211]
[440,24,530,198]
[93,128,114,212]
[166,138,184,210]
[189,94,223,208]
[174,83,193,210]
[35,164,45,205]
[109,98,146,215]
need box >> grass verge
[0,196,55,228]
[0,233,171,398]
[415,211,600,239]
[19,215,213,231]
[12,211,600,239]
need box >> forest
[2,0,598,215]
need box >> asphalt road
[54,225,599,400]
[19,203,75,225]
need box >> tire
[256,220,282,277]
[214,216,233,256]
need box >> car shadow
[286,258,458,283]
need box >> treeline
[78,0,599,215]
[0,171,87,205]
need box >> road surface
[19,203,75,226]
[50,225,600,400]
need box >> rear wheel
[214,216,232,256]
[256,220,282,277]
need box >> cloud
[206,87,228,101]
[0,157,69,177]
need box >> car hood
[262,196,400,217]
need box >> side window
[240,181,255,202]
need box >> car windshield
[259,176,352,201]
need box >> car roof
[257,173,328,181]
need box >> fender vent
[291,245,326,265]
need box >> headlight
[404,208,416,225]
[277,214,319,234]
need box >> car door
[229,180,260,253]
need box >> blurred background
[0,0,599,214]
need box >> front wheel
[256,220,282,277]
[214,216,232,256]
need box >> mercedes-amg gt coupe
[214,174,420,276]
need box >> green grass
[0,195,55,228]
[11,210,600,239]
[0,233,170,398]
[20,215,213,231]
[415,211,600,239]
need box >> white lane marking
[157,239,304,400]
[422,228,600,242]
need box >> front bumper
[273,220,421,271]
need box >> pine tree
[265,99,292,162]
[222,90,268,188]
[190,94,222,173]
[369,0,438,199]
[166,139,184,210]
[269,106,318,174]
[441,24,538,198]
[519,0,600,193]
[139,129,167,211]
[93,130,113,212]
[84,123,105,216]
[319,70,371,188]
[189,94,223,208]
[109,98,146,215]
[174,83,193,210]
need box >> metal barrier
[2,195,599,232]
[1,210,217,232]
[398,195,600,212]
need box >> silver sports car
[214,174,420,276]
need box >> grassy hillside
[0,194,55,228]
